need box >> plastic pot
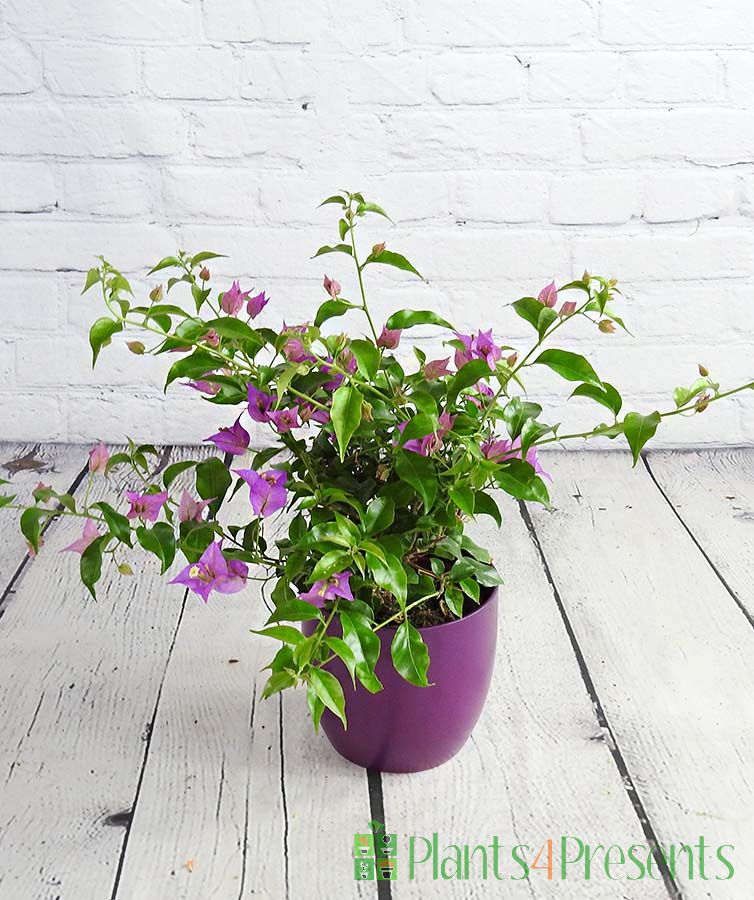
[304,587,498,773]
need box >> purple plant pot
[304,587,498,773]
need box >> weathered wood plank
[0,443,89,600]
[0,446,211,900]
[114,455,373,899]
[646,448,754,626]
[526,451,754,898]
[382,490,669,899]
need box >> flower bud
[598,319,616,334]
[559,301,577,317]
[88,442,110,473]
[582,270,591,284]
[361,402,374,422]
[199,266,210,281]
[506,352,518,368]
[127,341,145,355]
[696,393,710,413]
[118,562,134,576]
[372,242,386,257]
[203,329,220,348]
[323,274,341,299]
[376,325,401,350]
[149,285,163,302]
[698,363,709,377]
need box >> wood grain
[0,446,211,900]
[113,455,373,899]
[526,450,754,899]
[382,490,669,899]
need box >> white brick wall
[1,0,753,447]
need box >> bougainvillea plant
[4,191,752,729]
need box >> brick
[600,0,754,45]
[404,0,593,46]
[642,172,737,223]
[430,53,521,105]
[0,38,42,95]
[161,165,261,221]
[528,53,620,104]
[202,0,398,45]
[241,50,317,103]
[59,163,159,217]
[0,221,178,272]
[0,103,188,157]
[346,55,429,106]
[5,0,194,42]
[723,52,754,107]
[581,111,754,165]
[143,46,235,100]
[383,111,580,166]
[0,162,56,212]
[550,173,639,225]
[572,232,754,281]
[625,52,723,104]
[3,273,59,331]
[454,171,548,223]
[44,43,140,97]
[0,392,65,441]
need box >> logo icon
[353,821,397,881]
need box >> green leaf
[363,249,424,280]
[309,668,347,726]
[394,450,437,511]
[495,460,550,505]
[366,551,407,606]
[314,299,353,327]
[363,496,395,535]
[391,621,430,687]
[448,359,492,403]
[80,536,105,599]
[307,683,325,731]
[196,457,232,515]
[312,243,353,258]
[89,317,123,366]
[537,305,558,339]
[340,610,382,692]
[268,599,323,623]
[473,491,502,526]
[533,349,602,387]
[148,255,182,274]
[82,267,100,294]
[385,309,453,331]
[318,194,347,208]
[203,317,264,348]
[94,501,132,546]
[623,411,661,466]
[356,200,393,221]
[397,413,437,446]
[190,251,226,267]
[502,397,542,441]
[20,507,47,553]
[449,558,502,587]
[162,459,197,490]
[136,522,176,574]
[349,339,380,380]
[449,485,475,516]
[252,625,305,645]
[324,636,358,685]
[263,671,296,699]
[165,349,219,389]
[309,549,352,582]
[511,297,543,329]
[571,382,622,416]
[331,384,363,461]
[0,493,17,509]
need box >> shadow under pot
[303,586,498,773]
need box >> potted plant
[4,191,752,772]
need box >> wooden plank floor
[0,444,752,899]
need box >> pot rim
[376,583,498,635]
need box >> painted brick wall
[2,0,753,446]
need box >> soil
[373,585,492,629]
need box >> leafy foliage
[9,191,754,731]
